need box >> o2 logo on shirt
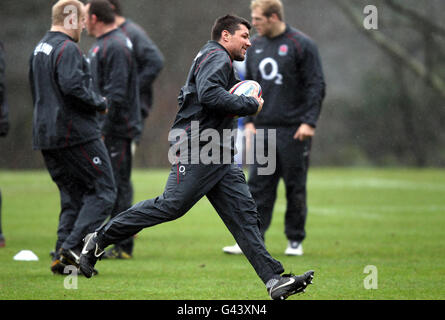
[259,57,283,85]
[93,157,102,165]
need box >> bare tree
[334,0,445,99]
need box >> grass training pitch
[0,168,444,300]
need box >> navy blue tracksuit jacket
[97,40,286,284]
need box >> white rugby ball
[229,80,262,98]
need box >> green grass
[0,168,444,300]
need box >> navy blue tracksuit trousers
[104,135,135,253]
[43,139,116,251]
[248,126,311,243]
[98,163,284,284]
[104,136,133,217]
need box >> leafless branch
[334,0,445,99]
[385,0,445,37]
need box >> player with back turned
[79,14,315,300]
[28,0,117,274]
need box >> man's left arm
[101,44,131,120]
[135,32,164,91]
[295,39,326,141]
[56,42,107,114]
[195,52,259,117]
[0,42,9,137]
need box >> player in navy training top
[223,0,326,256]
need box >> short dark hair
[107,0,123,16]
[211,14,251,41]
[88,0,115,24]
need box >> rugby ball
[229,80,262,99]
